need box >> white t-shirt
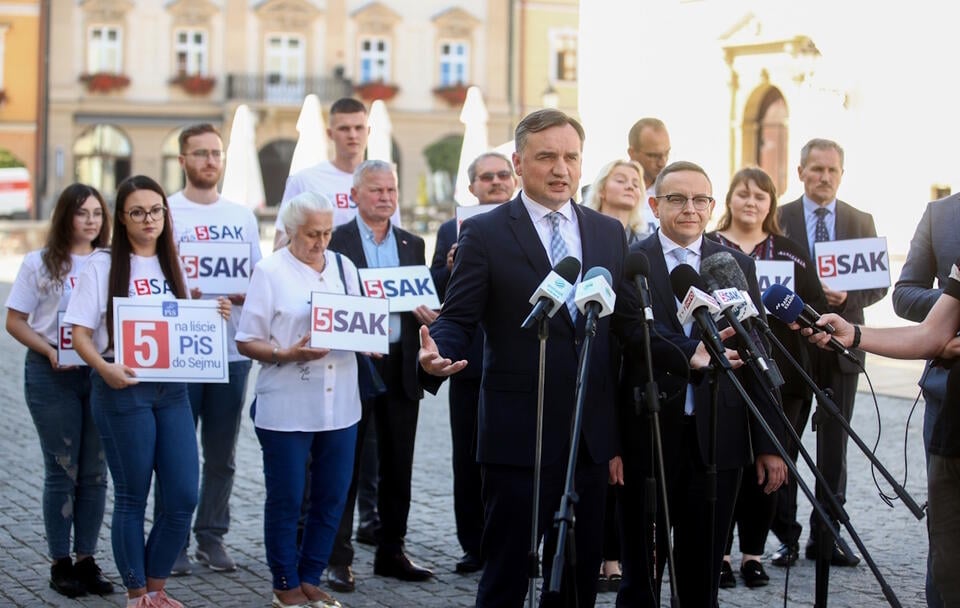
[5,250,100,345]
[275,161,402,242]
[236,247,363,433]
[168,191,262,362]
[63,252,182,356]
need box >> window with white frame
[550,30,577,83]
[87,25,122,74]
[359,37,390,84]
[438,41,469,87]
[174,29,208,77]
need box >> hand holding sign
[280,335,330,364]
[821,282,848,308]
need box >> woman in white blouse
[4,183,115,598]
[237,192,361,608]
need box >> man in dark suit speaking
[419,109,639,607]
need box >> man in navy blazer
[429,151,517,575]
[615,161,787,608]
[776,138,887,567]
[892,192,960,608]
[326,160,435,588]
[420,109,641,607]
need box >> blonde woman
[584,159,648,246]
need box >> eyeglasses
[655,194,714,211]
[475,170,513,183]
[74,209,103,220]
[641,152,670,162]
[185,149,224,161]
[125,206,166,223]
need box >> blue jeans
[91,372,198,589]
[256,424,356,590]
[157,360,250,550]
[23,349,107,559]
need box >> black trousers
[770,394,812,545]
[448,376,484,557]
[476,453,607,608]
[618,420,741,608]
[725,462,776,556]
[809,370,859,537]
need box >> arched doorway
[161,128,185,195]
[742,86,789,196]
[259,139,296,207]
[73,124,132,201]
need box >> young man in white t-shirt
[165,123,262,575]
[273,97,401,249]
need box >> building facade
[43,0,582,226]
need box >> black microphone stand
[546,309,604,606]
[756,320,922,608]
[526,312,550,608]
[694,331,878,600]
[632,287,680,607]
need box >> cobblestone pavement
[0,278,932,607]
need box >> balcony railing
[225,74,354,105]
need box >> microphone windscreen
[701,251,750,292]
[761,283,805,323]
[583,266,612,285]
[554,256,582,284]
[624,251,650,280]
[669,264,704,302]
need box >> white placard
[310,292,390,354]
[358,265,441,312]
[755,260,796,292]
[57,312,86,367]
[178,241,253,295]
[113,298,229,383]
[814,237,891,291]
[456,204,497,235]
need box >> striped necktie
[547,212,577,320]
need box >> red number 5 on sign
[121,320,170,368]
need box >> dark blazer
[430,217,483,381]
[329,218,425,402]
[893,194,960,403]
[424,195,638,468]
[778,197,888,373]
[620,234,784,472]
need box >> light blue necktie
[548,212,577,320]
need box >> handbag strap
[333,252,363,295]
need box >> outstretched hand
[418,325,467,377]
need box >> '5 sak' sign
[178,241,253,295]
[814,237,891,292]
[357,265,440,312]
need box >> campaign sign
[456,204,498,235]
[179,241,253,295]
[57,312,85,366]
[113,298,229,383]
[755,260,795,292]
[815,237,891,291]
[310,292,390,354]
[358,266,441,312]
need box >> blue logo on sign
[162,301,179,317]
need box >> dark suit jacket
[778,197,888,373]
[620,234,785,472]
[430,217,483,382]
[893,194,960,401]
[424,195,638,468]
[329,218,425,402]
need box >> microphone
[625,252,654,323]
[761,283,858,363]
[575,266,616,332]
[700,252,782,388]
[669,264,729,367]
[521,256,581,330]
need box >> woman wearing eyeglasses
[4,183,115,598]
[584,159,649,247]
[64,175,229,608]
[706,166,827,589]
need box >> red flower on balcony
[79,72,131,93]
[432,84,470,106]
[354,80,399,102]
[170,74,217,96]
